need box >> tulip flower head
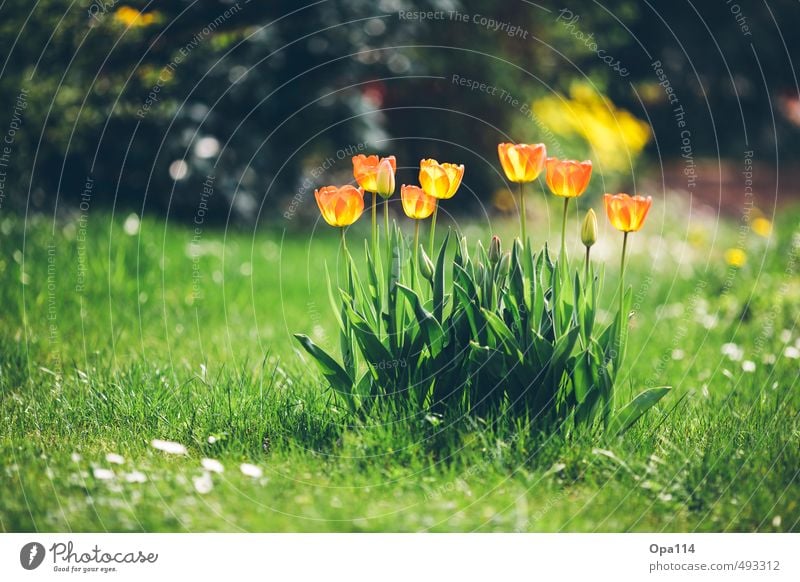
[352,154,396,194]
[401,185,437,220]
[314,185,364,227]
[419,158,465,200]
[376,158,396,198]
[545,158,593,198]
[603,193,652,233]
[497,143,547,183]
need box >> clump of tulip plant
[295,143,669,434]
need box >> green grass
[1,200,799,532]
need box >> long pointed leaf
[609,387,671,435]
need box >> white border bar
[1,533,797,581]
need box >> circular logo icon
[20,542,46,570]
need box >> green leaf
[355,371,373,403]
[434,231,450,321]
[397,284,445,357]
[344,306,394,376]
[481,308,523,363]
[324,264,345,331]
[453,282,479,338]
[364,239,382,332]
[572,348,599,404]
[294,334,353,394]
[609,387,671,435]
[340,309,356,379]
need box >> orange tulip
[497,143,547,183]
[603,193,652,233]
[545,157,593,198]
[352,154,396,195]
[419,158,464,200]
[314,185,364,227]
[401,185,437,220]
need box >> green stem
[384,197,391,270]
[584,245,591,284]
[619,231,629,332]
[614,230,629,414]
[413,220,420,288]
[560,197,570,262]
[519,182,527,247]
[371,192,377,260]
[429,203,438,258]
[340,227,348,284]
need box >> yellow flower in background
[532,83,651,171]
[114,6,158,27]
[752,216,772,238]
[492,188,516,213]
[724,248,747,268]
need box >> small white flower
[106,453,125,465]
[207,435,217,444]
[240,463,263,478]
[93,468,114,481]
[125,471,147,483]
[193,472,214,494]
[721,342,743,362]
[123,213,141,236]
[779,329,792,343]
[71,452,82,463]
[671,349,685,361]
[772,515,782,528]
[700,314,718,330]
[762,354,776,365]
[201,458,224,474]
[784,346,800,359]
[151,439,188,455]
[742,360,756,373]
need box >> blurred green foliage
[0,0,797,223]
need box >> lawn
[1,197,798,532]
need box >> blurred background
[0,0,797,225]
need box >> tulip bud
[581,208,598,247]
[419,245,435,281]
[488,235,501,264]
[376,158,395,198]
[498,251,511,278]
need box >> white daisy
[106,453,125,465]
[240,463,263,478]
[721,342,743,361]
[125,471,147,483]
[151,439,187,455]
[201,458,224,474]
[193,472,213,494]
[93,468,114,480]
